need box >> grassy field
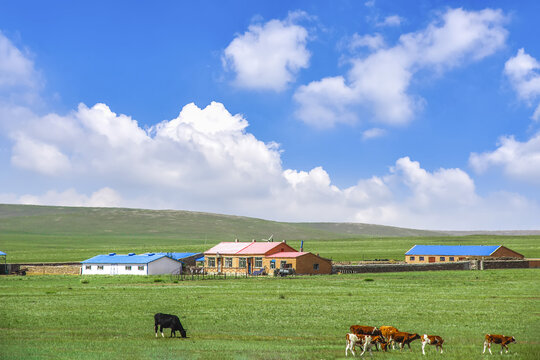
[0,270,539,359]
[1,203,539,263]
[1,233,539,263]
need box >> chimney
[235,238,238,243]
[282,240,286,244]
[252,239,256,242]
[300,240,304,252]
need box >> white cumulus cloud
[377,15,403,27]
[504,48,540,121]
[294,7,508,128]
[469,133,540,185]
[0,31,39,89]
[223,11,311,91]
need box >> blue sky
[1,1,539,230]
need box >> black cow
[154,313,187,338]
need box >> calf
[421,334,444,355]
[345,333,372,357]
[368,335,388,352]
[483,334,516,355]
[379,326,399,349]
[390,331,421,351]
[154,313,187,338]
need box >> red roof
[267,252,308,258]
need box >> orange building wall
[204,253,332,275]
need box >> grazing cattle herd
[153,314,517,356]
[346,325,516,356]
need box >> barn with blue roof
[81,253,182,275]
[405,245,524,264]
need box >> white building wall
[82,263,148,275]
[81,257,180,275]
[148,257,182,275]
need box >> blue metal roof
[81,253,180,264]
[406,245,500,256]
[149,252,200,261]
[195,256,205,262]
[0,251,6,256]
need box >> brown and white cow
[379,326,399,349]
[483,334,516,355]
[345,333,372,357]
[350,326,382,351]
[389,331,421,351]
[349,325,382,336]
[421,334,444,355]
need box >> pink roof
[267,252,308,258]
[204,242,298,255]
[236,242,286,255]
[204,242,249,255]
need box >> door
[247,258,252,275]
[111,264,118,275]
[428,257,436,263]
[217,258,222,273]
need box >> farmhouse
[204,240,332,275]
[81,253,182,275]
[405,245,524,264]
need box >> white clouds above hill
[223,11,311,91]
[0,19,539,230]
[2,98,538,230]
[295,8,508,128]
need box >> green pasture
[1,204,538,263]
[1,270,539,359]
[1,233,539,263]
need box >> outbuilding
[405,245,524,264]
[81,253,182,275]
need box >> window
[207,257,215,267]
[255,257,263,268]
[85,265,91,270]
[224,257,233,268]
[270,261,275,269]
[125,265,132,270]
[440,257,445,261]
[449,257,454,261]
[280,260,287,268]
[138,266,144,271]
[409,256,415,261]
[419,257,424,261]
[313,263,319,271]
[239,258,246,268]
[97,265,104,270]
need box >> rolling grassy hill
[0,204,443,239]
[1,203,538,262]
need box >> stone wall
[482,260,530,270]
[5,263,81,275]
[334,261,471,274]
